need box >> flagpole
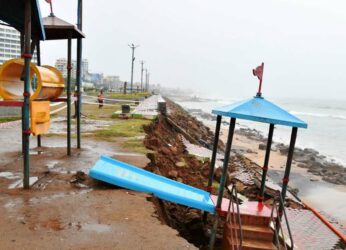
[257,62,264,96]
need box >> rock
[177,177,183,183]
[146,153,156,164]
[147,138,159,149]
[310,178,319,182]
[160,147,171,155]
[214,167,222,182]
[304,148,319,155]
[279,147,289,155]
[168,170,178,178]
[258,144,267,150]
[185,210,200,222]
[297,163,307,168]
[175,161,186,168]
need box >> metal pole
[20,32,24,154]
[207,115,222,189]
[128,44,138,93]
[147,72,150,91]
[36,40,41,148]
[67,34,72,156]
[281,127,298,202]
[203,115,222,223]
[209,117,236,249]
[145,69,148,91]
[140,61,144,92]
[76,0,83,149]
[258,123,274,201]
[23,0,32,189]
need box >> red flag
[252,63,264,81]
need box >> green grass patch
[85,91,151,100]
[122,138,152,154]
[93,118,152,139]
[0,117,20,123]
[82,103,121,120]
[107,92,150,99]
[203,181,219,191]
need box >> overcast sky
[39,0,346,100]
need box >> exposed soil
[143,100,267,249]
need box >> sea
[175,97,346,167]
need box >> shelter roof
[0,0,45,40]
[43,15,85,40]
[212,96,307,128]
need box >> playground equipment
[207,63,307,249]
[30,101,50,135]
[90,155,215,212]
[0,59,64,101]
[0,0,84,189]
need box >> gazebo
[36,12,85,155]
[207,63,307,248]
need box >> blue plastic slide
[89,155,215,213]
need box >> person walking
[97,89,104,109]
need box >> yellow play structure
[0,59,64,135]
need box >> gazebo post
[67,33,72,156]
[203,115,222,222]
[23,0,32,189]
[209,117,236,250]
[281,127,298,205]
[258,123,274,201]
[76,0,83,149]
[36,40,42,148]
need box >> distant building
[103,75,121,90]
[55,58,89,80]
[0,22,36,64]
[87,72,103,85]
[55,58,76,78]
[82,59,88,79]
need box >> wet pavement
[0,119,196,249]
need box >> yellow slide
[0,58,64,101]
[0,59,65,135]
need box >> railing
[225,185,243,250]
[270,194,294,250]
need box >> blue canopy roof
[212,96,307,128]
[0,0,45,40]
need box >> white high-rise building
[0,23,21,64]
[55,58,89,79]
[0,22,37,65]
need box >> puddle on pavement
[46,161,60,169]
[3,189,92,211]
[0,171,21,180]
[8,176,38,189]
[82,223,112,233]
[4,198,24,209]
[28,189,92,205]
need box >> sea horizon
[173,96,346,168]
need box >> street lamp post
[140,60,144,92]
[128,43,139,93]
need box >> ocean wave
[317,105,346,112]
[290,111,346,120]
